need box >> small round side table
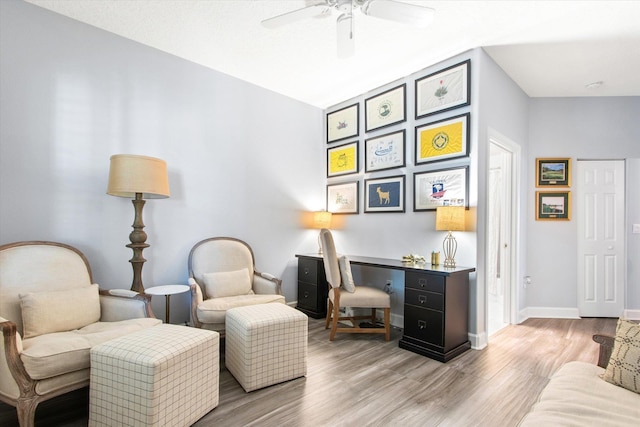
[144,285,190,324]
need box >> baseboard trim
[623,309,640,320]
[469,332,487,350]
[520,306,580,320]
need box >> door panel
[577,160,625,317]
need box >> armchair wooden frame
[325,288,391,341]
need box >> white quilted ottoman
[89,324,219,427]
[226,303,308,392]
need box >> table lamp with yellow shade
[435,206,466,268]
[311,211,332,254]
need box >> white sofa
[519,330,640,426]
[0,241,161,427]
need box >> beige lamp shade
[312,211,332,229]
[107,154,170,199]
[435,206,465,231]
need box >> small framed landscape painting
[536,191,571,220]
[364,175,405,213]
[536,158,571,187]
[327,181,359,214]
[327,103,359,143]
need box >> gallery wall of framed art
[323,57,473,215]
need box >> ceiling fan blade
[361,0,435,28]
[261,2,331,29]
[336,13,355,58]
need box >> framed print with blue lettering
[365,84,406,132]
[327,141,358,177]
[327,181,359,214]
[364,175,405,213]
[413,166,468,211]
[415,113,469,165]
[415,60,470,119]
[327,103,359,143]
[365,130,405,173]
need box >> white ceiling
[25,0,640,108]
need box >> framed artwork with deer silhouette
[415,60,470,119]
[364,175,405,213]
[327,103,359,143]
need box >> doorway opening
[487,132,520,337]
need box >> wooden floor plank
[0,317,617,427]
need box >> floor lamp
[435,206,466,268]
[107,154,170,293]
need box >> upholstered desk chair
[0,241,158,427]
[188,237,285,334]
[319,229,390,341]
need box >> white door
[577,160,625,317]
[487,132,519,337]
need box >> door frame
[487,128,521,336]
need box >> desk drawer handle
[418,295,427,304]
[303,291,309,298]
[418,278,427,288]
[418,320,427,330]
[303,268,310,276]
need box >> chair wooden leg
[325,299,333,330]
[384,308,391,341]
[330,303,340,341]
[371,308,376,324]
[17,396,38,427]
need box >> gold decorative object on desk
[402,254,426,263]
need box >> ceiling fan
[261,0,435,58]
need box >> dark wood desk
[295,253,475,362]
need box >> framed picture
[364,175,405,213]
[327,141,358,177]
[327,103,359,143]
[415,113,469,165]
[413,166,468,211]
[365,84,406,132]
[415,59,470,119]
[365,130,405,173]
[536,191,571,220]
[536,158,571,187]
[327,181,359,214]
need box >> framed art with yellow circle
[327,141,358,177]
[415,113,469,165]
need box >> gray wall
[0,0,324,323]
[527,97,640,315]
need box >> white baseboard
[287,300,298,308]
[469,332,487,350]
[623,309,640,320]
[519,306,580,321]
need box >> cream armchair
[188,237,285,333]
[0,241,161,427]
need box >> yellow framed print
[327,141,358,177]
[415,113,469,165]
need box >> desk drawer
[404,305,443,346]
[298,281,318,311]
[405,272,444,294]
[406,288,444,311]
[298,258,319,285]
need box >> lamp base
[442,231,457,268]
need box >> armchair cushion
[19,284,100,339]
[196,294,285,324]
[20,317,161,380]
[338,256,356,293]
[203,268,253,298]
[329,286,390,308]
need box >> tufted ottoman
[89,324,219,427]
[226,303,308,392]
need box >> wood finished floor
[0,317,617,427]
